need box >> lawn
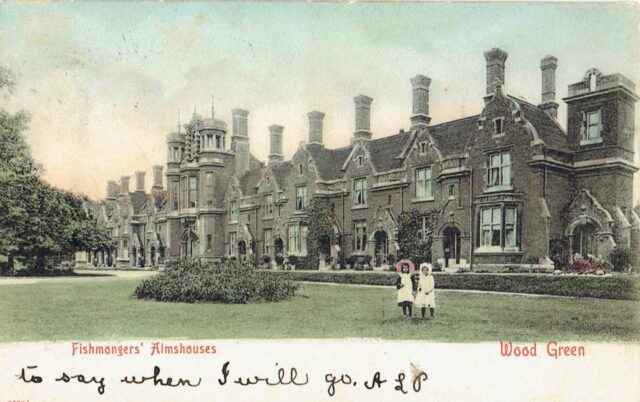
[1,276,639,342]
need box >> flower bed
[277,271,640,301]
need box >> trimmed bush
[565,259,608,274]
[135,259,298,304]
[276,271,640,301]
[610,247,632,273]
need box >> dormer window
[419,142,428,155]
[493,117,505,136]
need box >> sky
[0,2,639,200]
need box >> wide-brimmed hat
[419,262,432,274]
[395,259,415,274]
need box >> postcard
[0,2,638,401]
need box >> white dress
[397,273,414,305]
[414,274,435,308]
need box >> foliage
[565,258,608,274]
[549,238,570,269]
[397,209,434,266]
[0,65,110,274]
[276,271,640,301]
[135,259,298,304]
[304,198,334,270]
[609,247,632,273]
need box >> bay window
[287,223,308,254]
[478,205,519,250]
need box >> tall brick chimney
[106,180,118,200]
[152,165,164,190]
[354,95,373,140]
[134,171,146,192]
[539,55,559,118]
[231,108,250,177]
[120,176,130,195]
[268,124,284,164]
[308,111,325,145]
[484,48,508,100]
[410,75,431,128]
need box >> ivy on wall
[304,198,334,269]
[397,209,437,266]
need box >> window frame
[478,205,519,252]
[229,200,238,223]
[415,166,434,199]
[263,193,274,217]
[493,117,505,136]
[295,185,308,211]
[205,173,214,206]
[353,177,368,206]
[353,220,368,252]
[486,151,511,189]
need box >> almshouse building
[78,48,640,271]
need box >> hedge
[276,271,640,301]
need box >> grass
[1,276,639,342]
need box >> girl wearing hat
[395,259,416,317]
[414,263,435,319]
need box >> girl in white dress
[414,263,435,319]
[395,259,416,317]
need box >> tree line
[0,66,113,275]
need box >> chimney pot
[410,75,431,128]
[539,55,559,118]
[106,180,118,200]
[354,95,373,140]
[152,165,164,189]
[308,111,325,145]
[484,48,508,96]
[231,108,250,177]
[268,124,284,164]
[120,176,130,195]
[134,171,146,192]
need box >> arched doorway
[572,222,598,258]
[443,226,461,268]
[237,240,247,262]
[181,229,199,259]
[374,231,388,267]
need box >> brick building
[83,48,639,271]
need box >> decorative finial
[177,108,181,134]
[211,94,215,120]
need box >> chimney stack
[120,176,130,195]
[231,108,250,177]
[484,48,508,99]
[410,75,431,128]
[268,125,284,164]
[539,55,559,118]
[354,95,373,140]
[135,171,146,192]
[106,180,118,200]
[152,165,164,190]
[308,111,325,145]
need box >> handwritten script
[15,361,428,397]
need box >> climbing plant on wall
[397,209,436,266]
[305,198,334,269]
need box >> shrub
[549,239,570,269]
[274,271,640,301]
[565,259,608,274]
[610,247,632,273]
[287,255,299,267]
[135,259,298,304]
[275,253,284,267]
[432,261,442,272]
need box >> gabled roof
[249,153,264,170]
[153,190,166,211]
[512,98,570,153]
[367,131,412,171]
[430,115,479,156]
[305,144,353,180]
[239,168,263,196]
[129,192,148,215]
[269,161,292,190]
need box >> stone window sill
[475,246,520,254]
[411,197,435,203]
[351,205,369,210]
[484,185,513,193]
[580,138,603,146]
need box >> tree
[397,209,434,266]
